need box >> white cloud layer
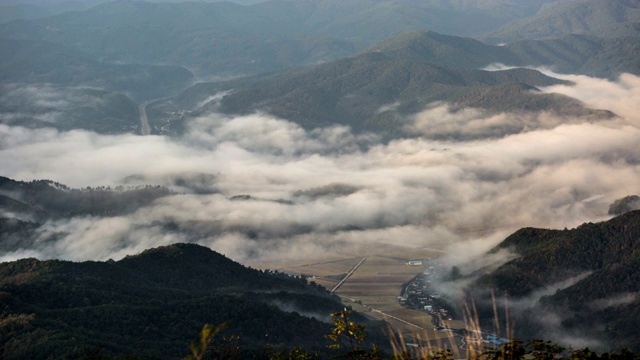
[0,73,639,268]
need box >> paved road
[330,256,368,293]
[139,101,152,135]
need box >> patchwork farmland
[252,243,461,345]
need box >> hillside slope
[0,0,559,77]
[373,31,640,79]
[0,37,194,101]
[0,176,171,221]
[0,243,347,359]
[483,0,640,43]
[166,45,610,137]
[466,210,640,351]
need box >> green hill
[167,48,608,138]
[0,243,348,359]
[466,210,640,351]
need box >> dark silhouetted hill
[0,176,172,221]
[466,210,640,351]
[0,243,347,359]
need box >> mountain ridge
[0,0,564,77]
[482,0,640,44]
[0,243,350,359]
[464,210,640,351]
[161,37,613,138]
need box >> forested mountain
[369,31,514,69]
[164,43,610,137]
[0,243,352,359]
[372,31,640,79]
[0,35,194,133]
[1,0,636,137]
[0,0,268,24]
[464,210,640,351]
[4,28,636,135]
[505,34,640,78]
[0,176,171,221]
[0,37,194,101]
[0,0,560,78]
[483,0,640,44]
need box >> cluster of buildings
[399,259,454,328]
[400,259,509,348]
[466,330,509,347]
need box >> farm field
[248,243,462,346]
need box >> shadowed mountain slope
[483,0,640,44]
[168,42,610,137]
[0,243,347,359]
[465,210,640,351]
[0,176,172,222]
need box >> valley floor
[246,243,471,354]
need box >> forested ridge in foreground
[1,231,640,358]
[464,210,640,352]
[0,243,366,359]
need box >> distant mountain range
[0,0,568,78]
[159,31,615,138]
[463,210,640,351]
[0,37,194,101]
[2,0,636,79]
[0,243,351,359]
[483,0,640,44]
[0,0,268,23]
[373,31,640,79]
[3,27,636,135]
[2,0,638,137]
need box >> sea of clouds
[0,71,638,268]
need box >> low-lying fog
[1,71,639,266]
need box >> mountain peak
[367,30,513,68]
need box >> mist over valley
[1,0,640,358]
